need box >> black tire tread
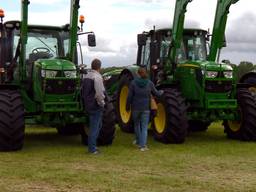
[98,101,116,145]
[81,99,116,146]
[0,90,25,151]
[153,88,188,144]
[224,88,256,141]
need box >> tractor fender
[237,71,256,88]
[118,66,140,80]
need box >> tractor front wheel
[223,88,256,141]
[0,90,25,151]
[152,88,188,144]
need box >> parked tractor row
[1,0,256,151]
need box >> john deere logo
[58,81,63,85]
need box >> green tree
[236,61,256,81]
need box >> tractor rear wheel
[152,88,188,144]
[0,90,25,151]
[81,100,116,145]
[188,121,211,132]
[116,75,134,133]
[223,88,256,141]
[98,100,116,145]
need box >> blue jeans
[88,109,103,153]
[132,111,150,148]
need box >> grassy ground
[0,123,256,192]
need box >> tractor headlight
[41,70,58,78]
[223,71,233,79]
[64,71,77,78]
[206,71,218,78]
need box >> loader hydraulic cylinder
[167,0,193,73]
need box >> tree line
[223,60,256,81]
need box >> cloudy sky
[2,0,256,67]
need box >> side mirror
[137,34,147,46]
[88,34,96,47]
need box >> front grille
[205,80,232,93]
[44,79,77,94]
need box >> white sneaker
[140,147,149,152]
[132,140,139,147]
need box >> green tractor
[114,0,256,143]
[0,0,116,151]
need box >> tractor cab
[1,21,95,82]
[137,29,212,86]
[137,28,207,69]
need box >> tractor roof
[4,20,70,32]
[156,28,207,33]
[145,28,207,36]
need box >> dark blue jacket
[81,70,105,112]
[126,78,163,111]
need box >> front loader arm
[20,0,29,81]
[208,0,239,62]
[167,0,193,73]
[68,0,80,62]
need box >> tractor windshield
[183,35,207,61]
[13,29,70,60]
[160,34,207,63]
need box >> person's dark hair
[137,67,148,79]
[91,58,102,70]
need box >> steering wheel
[32,47,51,54]
[31,47,54,58]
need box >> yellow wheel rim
[249,87,256,94]
[154,102,166,134]
[227,120,241,132]
[119,85,131,123]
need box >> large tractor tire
[116,75,134,133]
[0,90,25,151]
[152,88,188,144]
[98,100,116,145]
[188,120,211,132]
[223,88,256,141]
[81,100,116,146]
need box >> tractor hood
[178,60,233,71]
[200,61,233,72]
[37,59,77,71]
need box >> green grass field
[0,122,256,192]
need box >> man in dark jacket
[126,67,163,151]
[81,59,105,154]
